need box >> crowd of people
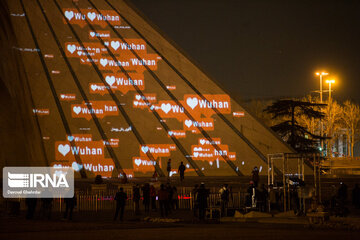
[22,194,76,220]
[113,182,213,221]
[116,182,179,219]
[8,165,360,222]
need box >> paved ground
[3,223,358,240]
[1,209,360,240]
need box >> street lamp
[315,72,328,157]
[326,79,335,101]
[315,72,329,103]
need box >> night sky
[130,0,360,103]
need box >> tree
[341,100,360,156]
[264,99,325,153]
[297,95,320,136]
[323,99,342,158]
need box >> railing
[321,157,360,175]
[1,187,248,212]
[322,157,360,168]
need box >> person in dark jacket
[178,162,186,182]
[247,181,256,208]
[257,184,268,212]
[352,184,360,208]
[150,184,157,211]
[219,184,229,216]
[142,183,151,213]
[167,159,172,177]
[25,198,37,220]
[338,182,348,205]
[133,184,141,215]
[114,187,127,221]
[192,184,199,217]
[252,166,259,187]
[166,183,173,213]
[40,198,53,219]
[197,183,209,220]
[158,184,169,217]
[64,194,76,220]
[172,186,179,210]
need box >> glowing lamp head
[326,79,335,84]
[316,72,329,76]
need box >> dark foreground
[1,210,359,240]
[3,223,358,240]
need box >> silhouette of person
[166,183,173,213]
[150,184,157,211]
[40,197,53,219]
[352,184,360,208]
[9,199,20,216]
[121,173,128,184]
[338,182,348,204]
[152,170,158,182]
[142,183,151,213]
[219,184,229,216]
[133,184,141,215]
[64,194,77,220]
[247,181,256,207]
[269,184,277,211]
[197,183,209,221]
[158,184,168,217]
[25,198,37,219]
[252,166,259,187]
[178,162,186,182]
[258,184,268,212]
[172,186,178,210]
[167,159,172,177]
[192,184,199,217]
[114,187,127,221]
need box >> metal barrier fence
[61,188,247,212]
[1,187,247,212]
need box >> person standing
[247,181,256,208]
[352,184,360,208]
[290,184,299,215]
[40,198,53,220]
[192,184,199,218]
[150,184,157,211]
[258,184,268,212]
[158,184,168,217]
[219,184,229,217]
[152,170,158,182]
[178,162,186,182]
[133,184,141,215]
[167,159,172,177]
[166,183,173,213]
[25,198,37,220]
[269,184,277,212]
[64,194,76,220]
[172,186,179,210]
[197,183,209,221]
[252,166,259,187]
[338,182,348,210]
[142,183,151,213]
[114,187,127,221]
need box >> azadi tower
[1,0,309,178]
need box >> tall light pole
[326,79,335,102]
[315,72,328,156]
[316,72,329,103]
